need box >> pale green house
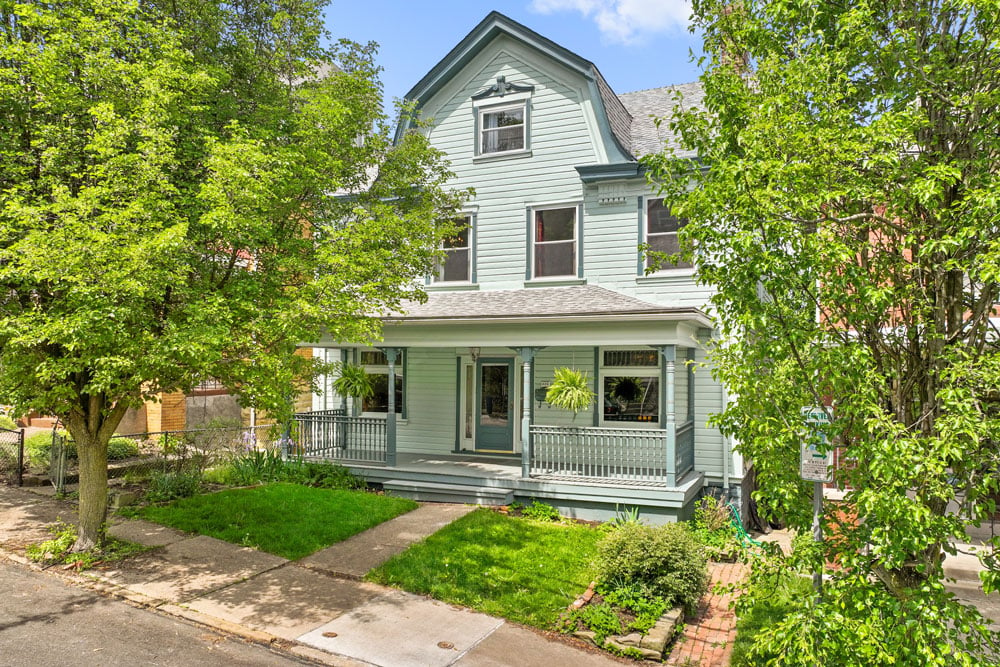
[302,12,742,522]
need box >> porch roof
[383,285,709,325]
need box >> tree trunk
[64,395,128,552]
[73,434,109,551]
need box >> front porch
[299,285,724,520]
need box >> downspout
[721,379,730,492]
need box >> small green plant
[609,504,641,527]
[545,367,596,415]
[228,448,286,485]
[146,470,201,503]
[522,500,561,521]
[595,521,709,615]
[26,521,150,570]
[692,495,741,562]
[602,582,669,632]
[572,601,622,641]
[0,415,17,430]
[282,459,365,490]
[107,437,140,461]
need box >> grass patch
[730,573,812,666]
[139,483,417,559]
[367,508,600,628]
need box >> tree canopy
[646,0,1000,662]
[0,0,464,548]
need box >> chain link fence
[48,424,287,493]
[0,428,25,486]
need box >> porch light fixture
[469,347,480,361]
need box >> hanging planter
[545,367,596,416]
[609,376,642,402]
[332,363,374,408]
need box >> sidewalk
[0,486,621,667]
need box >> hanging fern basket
[545,367,596,416]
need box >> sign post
[801,407,833,595]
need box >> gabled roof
[393,11,634,163]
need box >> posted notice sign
[800,407,833,483]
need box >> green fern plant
[332,363,374,402]
[545,367,596,416]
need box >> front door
[475,358,514,452]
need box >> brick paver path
[664,561,748,667]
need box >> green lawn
[139,483,418,559]
[367,508,601,628]
[730,574,812,666]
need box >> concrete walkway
[0,486,622,667]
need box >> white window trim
[358,351,405,419]
[529,202,580,280]
[433,215,473,284]
[477,101,528,157]
[643,196,695,276]
[599,347,661,429]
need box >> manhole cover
[437,641,455,650]
[322,632,338,638]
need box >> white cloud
[530,0,691,45]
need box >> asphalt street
[0,560,306,666]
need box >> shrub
[595,522,709,614]
[0,415,17,430]
[228,448,286,485]
[146,471,201,503]
[282,459,365,490]
[522,500,561,521]
[107,437,140,461]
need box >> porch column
[381,347,401,467]
[340,349,349,412]
[657,345,677,486]
[513,347,537,479]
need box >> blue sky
[325,1,703,112]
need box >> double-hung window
[434,216,472,283]
[359,350,403,415]
[479,103,525,155]
[533,207,577,278]
[646,198,692,271]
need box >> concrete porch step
[383,479,514,506]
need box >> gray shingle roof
[596,69,634,158]
[386,285,703,320]
[618,82,704,158]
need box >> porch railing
[530,422,696,486]
[676,420,695,479]
[292,410,386,464]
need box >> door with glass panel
[475,359,514,452]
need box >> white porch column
[658,345,677,486]
[381,347,401,467]
[512,347,537,479]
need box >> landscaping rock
[573,630,598,643]
[604,638,661,660]
[639,606,683,653]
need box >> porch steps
[383,479,514,506]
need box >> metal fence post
[15,429,23,487]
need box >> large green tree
[0,0,464,550]
[647,0,1000,663]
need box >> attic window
[479,103,525,154]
